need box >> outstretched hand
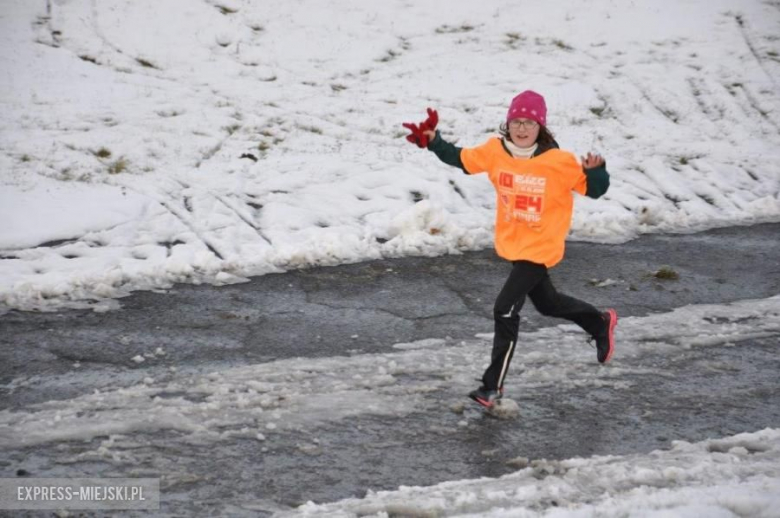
[402,108,438,148]
[402,122,429,148]
[421,108,438,133]
[582,152,606,169]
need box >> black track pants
[481,260,605,391]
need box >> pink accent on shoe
[604,309,617,363]
[475,397,494,409]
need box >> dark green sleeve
[584,164,610,199]
[426,131,468,173]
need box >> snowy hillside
[2,0,780,311]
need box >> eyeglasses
[508,119,539,129]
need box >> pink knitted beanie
[506,90,547,126]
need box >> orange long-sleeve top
[461,138,587,268]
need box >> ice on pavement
[288,428,780,517]
[2,296,778,449]
[2,296,779,515]
[2,0,780,312]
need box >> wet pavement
[1,223,780,515]
[3,223,780,408]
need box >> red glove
[402,108,439,148]
[420,108,438,133]
[402,122,428,148]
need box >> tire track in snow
[171,178,273,248]
[156,198,227,260]
[112,178,230,261]
[734,83,780,132]
[194,124,243,169]
[212,193,273,246]
[625,75,682,125]
[686,77,727,129]
[734,13,778,87]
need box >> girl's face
[507,118,540,148]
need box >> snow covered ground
[288,428,780,517]
[2,1,780,515]
[2,0,780,312]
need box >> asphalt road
[2,223,779,408]
[1,222,779,515]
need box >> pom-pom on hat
[506,90,547,126]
